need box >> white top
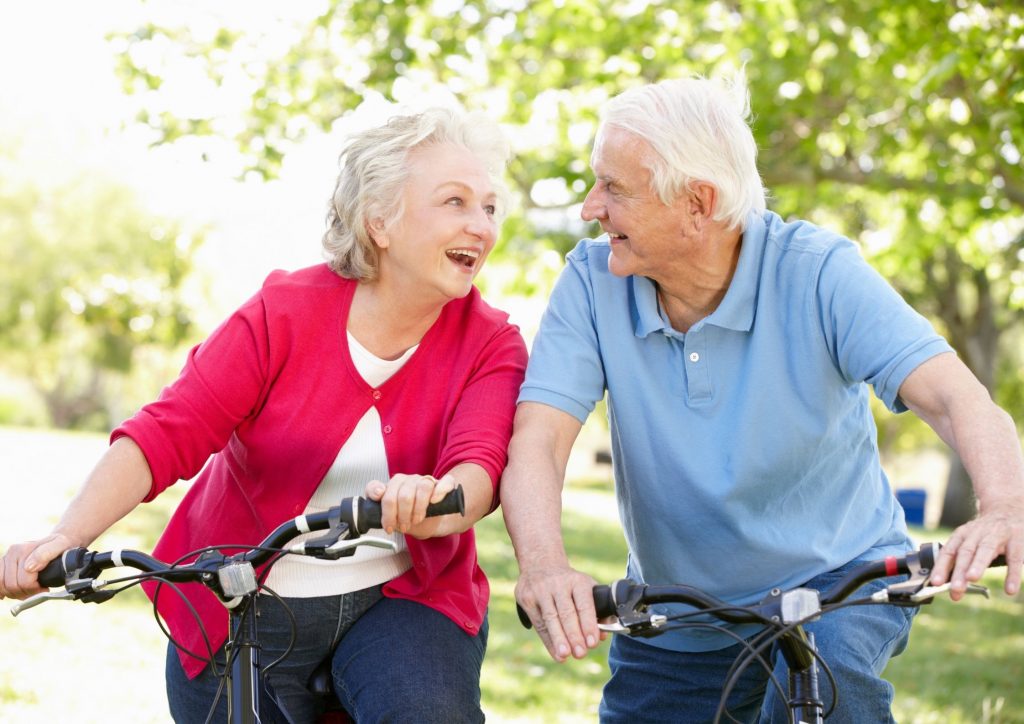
[263,333,418,597]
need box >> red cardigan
[112,264,527,678]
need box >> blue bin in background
[896,488,927,527]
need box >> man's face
[580,126,693,280]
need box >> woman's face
[374,142,499,304]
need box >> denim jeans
[166,586,487,723]
[599,560,917,724]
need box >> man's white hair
[601,71,767,231]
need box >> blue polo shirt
[519,210,953,652]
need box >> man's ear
[366,217,389,249]
[688,181,718,227]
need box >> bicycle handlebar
[36,485,466,590]
[519,542,1010,631]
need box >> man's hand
[899,354,1024,601]
[515,563,604,662]
[930,499,1024,600]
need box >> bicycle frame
[225,598,261,723]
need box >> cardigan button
[372,389,382,400]
[383,425,392,434]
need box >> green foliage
[110,0,1024,405]
[107,1,1024,524]
[0,171,205,429]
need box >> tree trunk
[936,264,999,528]
[938,452,977,528]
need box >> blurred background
[1,1,1021,721]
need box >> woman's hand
[365,473,457,539]
[0,533,76,600]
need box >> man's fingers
[571,583,601,650]
[1004,539,1023,596]
[938,512,1024,599]
[966,540,999,581]
[930,537,958,586]
[516,570,601,662]
[539,603,572,661]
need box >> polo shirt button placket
[684,333,712,403]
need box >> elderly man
[501,73,1024,722]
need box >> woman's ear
[366,217,389,249]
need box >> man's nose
[580,186,605,221]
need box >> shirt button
[689,352,700,362]
[372,390,382,400]
[383,425,392,434]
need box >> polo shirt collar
[631,275,666,338]
[630,211,768,337]
[704,211,767,332]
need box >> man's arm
[501,401,603,662]
[897,352,1024,599]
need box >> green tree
[0,172,204,429]
[111,0,1023,523]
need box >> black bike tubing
[226,602,261,724]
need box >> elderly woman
[0,107,527,723]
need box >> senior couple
[2,75,1022,723]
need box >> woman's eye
[446,197,464,207]
[484,204,496,216]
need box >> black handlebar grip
[517,603,533,629]
[37,547,89,588]
[918,543,1010,570]
[593,585,617,619]
[353,484,466,533]
[917,542,940,571]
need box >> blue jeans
[599,562,916,723]
[166,586,487,723]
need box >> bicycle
[10,486,466,724]
[518,542,1010,724]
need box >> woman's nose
[466,208,496,241]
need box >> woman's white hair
[323,107,511,280]
[601,71,767,231]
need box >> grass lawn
[1,427,1021,722]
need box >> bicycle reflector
[218,561,258,598]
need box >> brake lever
[289,534,398,560]
[906,581,989,603]
[872,580,990,604]
[10,590,76,617]
[324,536,398,557]
[598,613,668,635]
